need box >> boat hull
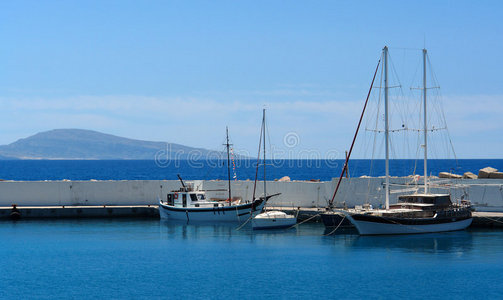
[252,215,297,230]
[320,212,354,228]
[346,214,473,235]
[159,199,265,223]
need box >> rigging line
[388,46,423,51]
[265,113,273,163]
[329,57,381,207]
[367,59,384,200]
[427,51,457,161]
[388,53,404,94]
[251,118,263,203]
[437,91,458,163]
[388,52,409,135]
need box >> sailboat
[251,109,296,230]
[159,128,272,222]
[322,46,472,235]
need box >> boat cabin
[165,190,212,208]
[391,193,453,210]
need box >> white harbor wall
[0,180,180,206]
[0,178,502,211]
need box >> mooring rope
[235,215,252,231]
[323,215,347,236]
[480,215,503,224]
[288,213,321,229]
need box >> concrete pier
[2,204,502,229]
[471,211,503,228]
[0,178,502,228]
[0,178,502,212]
[0,205,159,220]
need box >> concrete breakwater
[0,177,502,211]
[2,205,502,228]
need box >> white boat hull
[346,214,473,235]
[159,199,266,223]
[252,211,297,230]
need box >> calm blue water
[0,159,501,181]
[1,219,502,299]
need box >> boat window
[198,194,205,200]
[399,196,415,203]
[435,196,452,206]
[167,194,174,206]
[420,197,435,204]
[190,193,198,202]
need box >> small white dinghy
[252,210,297,230]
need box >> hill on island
[0,129,222,160]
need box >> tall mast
[262,109,266,200]
[423,48,428,194]
[384,46,390,210]
[226,126,232,203]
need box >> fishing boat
[322,46,472,235]
[251,109,297,230]
[159,128,272,223]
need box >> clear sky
[0,0,501,158]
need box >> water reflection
[160,220,238,239]
[342,230,474,254]
[160,220,477,256]
[159,220,322,241]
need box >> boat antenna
[225,126,232,204]
[328,56,381,208]
[177,174,186,191]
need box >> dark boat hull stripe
[159,199,264,213]
[351,214,472,225]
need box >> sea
[1,159,503,299]
[0,158,501,181]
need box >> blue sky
[0,0,501,158]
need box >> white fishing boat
[251,109,297,230]
[159,128,276,223]
[158,181,270,222]
[322,46,472,235]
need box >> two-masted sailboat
[321,46,472,235]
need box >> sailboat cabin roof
[398,193,452,207]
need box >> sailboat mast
[384,46,390,210]
[262,109,266,200]
[423,48,428,194]
[226,126,232,203]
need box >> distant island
[0,129,222,160]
